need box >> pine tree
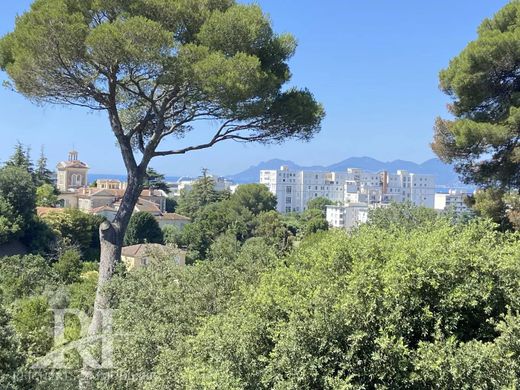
[5,142,33,175]
[196,169,219,206]
[144,168,169,193]
[176,169,222,217]
[35,146,53,186]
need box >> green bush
[124,212,164,246]
[104,217,520,389]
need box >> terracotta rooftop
[155,213,191,221]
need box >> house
[89,205,118,221]
[121,244,186,271]
[155,213,191,229]
[55,151,170,218]
[96,179,127,190]
[59,186,168,216]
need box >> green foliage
[505,192,520,230]
[0,300,26,389]
[433,2,520,188]
[229,184,277,215]
[367,201,440,231]
[254,210,293,254]
[162,225,183,245]
[0,255,55,304]
[174,219,520,389]
[144,168,169,193]
[470,188,510,230]
[41,209,103,258]
[67,270,98,317]
[281,209,330,239]
[0,196,22,245]
[22,216,56,255]
[0,165,36,230]
[34,146,53,186]
[176,171,223,217]
[104,239,276,389]
[206,232,241,262]
[96,217,520,388]
[36,183,58,207]
[0,0,323,159]
[306,196,333,213]
[5,141,33,175]
[165,197,177,213]
[299,208,329,236]
[179,199,254,261]
[10,295,54,360]
[53,248,83,284]
[466,189,520,231]
[124,212,164,246]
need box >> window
[285,206,292,213]
[70,174,82,186]
[286,186,292,194]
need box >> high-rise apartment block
[260,166,435,214]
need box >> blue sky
[0,1,510,176]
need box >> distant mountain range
[89,157,469,189]
[226,157,468,188]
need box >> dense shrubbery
[99,216,520,389]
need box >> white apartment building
[260,166,435,214]
[168,176,234,197]
[327,204,369,230]
[435,190,471,214]
[381,170,436,208]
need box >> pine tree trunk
[80,170,144,388]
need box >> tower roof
[57,150,89,169]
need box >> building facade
[326,204,369,230]
[121,244,186,271]
[168,176,234,197]
[56,150,89,192]
[434,190,471,214]
[260,166,436,214]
